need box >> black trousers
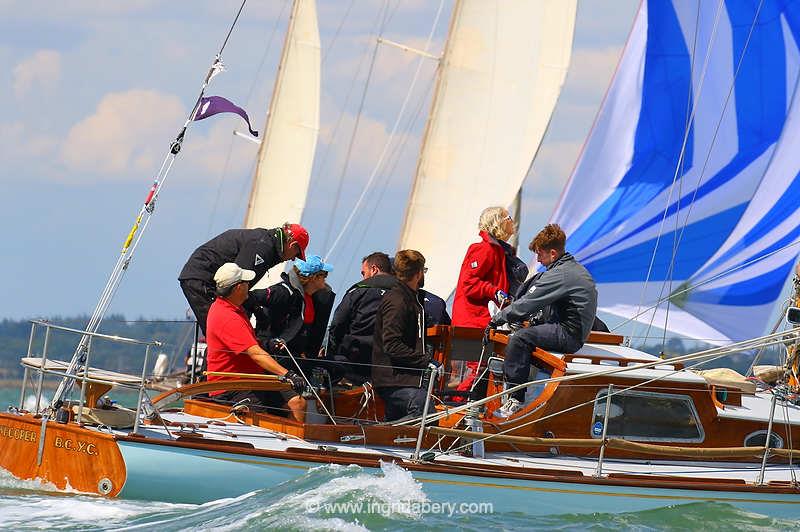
[180,278,215,336]
[504,323,582,402]
[377,386,433,422]
[215,389,297,417]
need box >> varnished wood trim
[0,413,126,497]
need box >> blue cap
[294,255,333,276]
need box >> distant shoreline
[0,379,56,389]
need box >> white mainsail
[245,0,320,288]
[397,0,577,299]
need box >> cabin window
[744,430,784,449]
[591,389,704,443]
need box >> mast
[396,0,577,299]
[245,0,321,288]
[508,188,522,253]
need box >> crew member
[250,256,337,376]
[490,224,597,417]
[178,223,309,335]
[327,252,399,383]
[372,250,434,421]
[452,206,528,328]
[205,263,307,421]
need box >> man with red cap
[179,223,309,335]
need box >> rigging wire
[206,0,290,238]
[333,72,436,294]
[660,0,704,353]
[641,0,766,346]
[320,0,393,253]
[612,238,800,335]
[630,0,725,344]
[49,1,249,411]
[437,346,754,458]
[323,0,446,263]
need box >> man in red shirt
[206,262,307,422]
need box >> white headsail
[397,0,577,299]
[245,0,320,288]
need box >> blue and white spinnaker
[551,0,800,343]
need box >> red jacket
[452,231,509,328]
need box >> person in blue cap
[248,255,338,377]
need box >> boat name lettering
[53,436,98,456]
[0,424,37,443]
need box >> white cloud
[318,100,420,183]
[60,89,186,178]
[0,121,59,176]
[13,50,62,98]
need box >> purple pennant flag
[194,96,258,137]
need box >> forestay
[245,0,321,288]
[551,0,800,343]
[398,0,577,299]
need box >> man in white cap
[205,262,307,421]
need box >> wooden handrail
[152,378,291,409]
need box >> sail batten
[397,0,577,299]
[245,0,320,288]
[551,0,800,343]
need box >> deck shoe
[494,397,522,418]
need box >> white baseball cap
[214,262,256,289]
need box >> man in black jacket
[327,252,398,383]
[178,223,309,335]
[372,250,433,421]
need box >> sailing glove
[268,338,286,355]
[283,370,306,394]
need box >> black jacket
[498,240,529,297]
[372,282,429,389]
[179,227,284,285]
[249,271,334,357]
[327,274,399,372]
[418,289,451,327]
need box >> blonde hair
[478,206,512,241]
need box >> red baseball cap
[287,223,309,260]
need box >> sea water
[0,387,796,531]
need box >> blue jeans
[377,387,434,422]
[504,323,582,402]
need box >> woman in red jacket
[451,206,527,397]
[452,206,526,327]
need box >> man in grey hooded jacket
[490,224,597,417]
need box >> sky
[0,0,638,321]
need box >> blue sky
[0,0,637,320]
